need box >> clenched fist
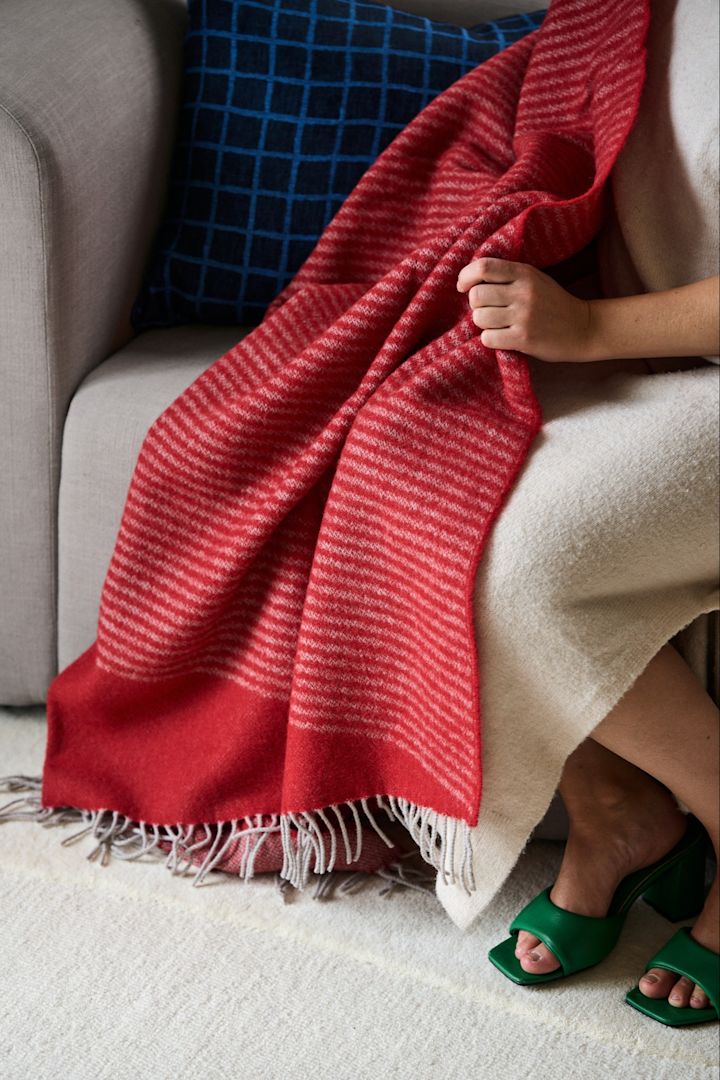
[457,256,593,363]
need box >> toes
[668,975,697,1009]
[518,940,561,974]
[638,969,710,1009]
[514,931,541,958]
[638,967,676,998]
[690,985,710,1009]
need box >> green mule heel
[487,813,711,986]
[624,926,719,1026]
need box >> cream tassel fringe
[0,776,476,900]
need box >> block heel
[641,818,711,922]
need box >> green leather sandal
[487,813,711,986]
[624,928,719,1026]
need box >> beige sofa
[1,0,716,841]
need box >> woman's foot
[514,764,718,1009]
[636,874,718,1009]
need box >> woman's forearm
[586,275,720,362]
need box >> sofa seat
[58,325,250,671]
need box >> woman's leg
[515,641,719,1010]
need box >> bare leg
[514,642,719,1010]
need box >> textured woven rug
[1,0,652,895]
[2,707,719,1080]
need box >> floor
[1,705,718,1080]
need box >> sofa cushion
[131,0,545,332]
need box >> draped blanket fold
[1,0,651,895]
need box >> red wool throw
[1,0,650,896]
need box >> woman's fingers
[472,306,512,329]
[456,257,542,357]
[468,283,511,308]
[457,256,519,292]
[477,326,522,351]
[458,258,527,353]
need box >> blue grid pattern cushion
[131,0,546,331]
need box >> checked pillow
[131,0,546,330]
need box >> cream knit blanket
[437,0,720,930]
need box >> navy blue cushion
[131,0,546,331]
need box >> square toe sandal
[624,927,719,1026]
[487,812,711,986]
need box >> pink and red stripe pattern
[38,0,650,890]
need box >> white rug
[0,706,717,1080]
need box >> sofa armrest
[0,0,186,703]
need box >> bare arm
[456,257,720,364]
[586,276,720,361]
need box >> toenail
[527,951,541,962]
[641,974,658,984]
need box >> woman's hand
[457,256,593,363]
[458,258,720,364]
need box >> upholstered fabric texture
[131,0,545,330]
[0,0,187,704]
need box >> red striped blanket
[1,0,650,895]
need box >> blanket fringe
[0,776,475,898]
